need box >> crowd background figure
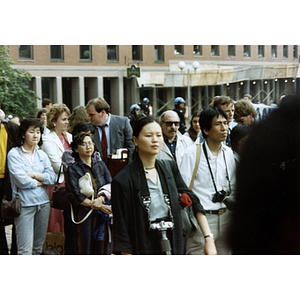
[0,92,298,255]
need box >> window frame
[211,45,219,57]
[154,45,164,62]
[107,45,119,62]
[18,45,34,60]
[79,45,92,61]
[193,45,202,56]
[50,45,64,61]
[174,45,184,56]
[271,45,277,58]
[243,45,251,57]
[258,45,265,58]
[228,45,236,57]
[132,45,143,62]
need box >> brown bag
[1,188,21,219]
[107,149,128,178]
[43,222,65,255]
[51,165,69,210]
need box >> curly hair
[46,103,70,131]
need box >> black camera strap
[203,142,231,194]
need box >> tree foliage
[0,45,38,117]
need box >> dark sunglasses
[163,121,180,127]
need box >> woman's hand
[90,196,112,215]
[26,172,44,186]
[204,237,217,255]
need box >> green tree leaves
[0,45,38,117]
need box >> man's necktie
[100,125,108,164]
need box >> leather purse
[1,187,21,219]
[51,165,69,210]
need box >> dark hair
[200,107,228,139]
[132,115,158,160]
[72,122,95,137]
[42,98,52,108]
[187,110,202,142]
[17,118,44,147]
[132,115,156,138]
[71,133,95,160]
[230,125,251,153]
[37,108,48,119]
[228,94,300,254]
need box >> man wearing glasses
[156,110,193,167]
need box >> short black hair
[200,107,228,139]
[230,125,251,153]
[71,133,95,160]
[17,118,44,147]
[72,122,95,137]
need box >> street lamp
[177,61,201,117]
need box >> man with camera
[180,107,236,255]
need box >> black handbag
[1,187,21,219]
[51,165,69,210]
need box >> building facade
[7,45,300,117]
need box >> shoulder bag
[181,143,202,236]
[51,164,70,210]
[1,187,21,219]
[70,172,94,225]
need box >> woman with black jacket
[111,116,216,255]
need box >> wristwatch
[204,234,214,239]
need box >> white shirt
[179,142,236,211]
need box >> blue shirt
[96,114,111,155]
[7,147,56,207]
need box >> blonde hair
[47,103,70,131]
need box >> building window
[154,45,164,62]
[132,45,143,61]
[293,45,298,59]
[258,45,264,58]
[193,45,202,56]
[107,45,119,61]
[243,45,251,57]
[50,45,64,60]
[79,45,92,60]
[228,45,235,57]
[271,45,277,58]
[18,45,33,60]
[283,45,288,58]
[211,45,219,56]
[174,45,184,55]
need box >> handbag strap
[55,164,63,185]
[189,144,201,190]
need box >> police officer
[173,97,188,134]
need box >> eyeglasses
[78,142,95,148]
[163,121,180,127]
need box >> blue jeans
[14,203,50,255]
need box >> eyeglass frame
[78,142,95,148]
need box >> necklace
[144,166,155,170]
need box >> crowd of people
[0,92,298,255]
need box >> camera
[212,190,235,211]
[212,190,229,203]
[149,220,174,231]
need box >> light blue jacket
[7,147,56,207]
